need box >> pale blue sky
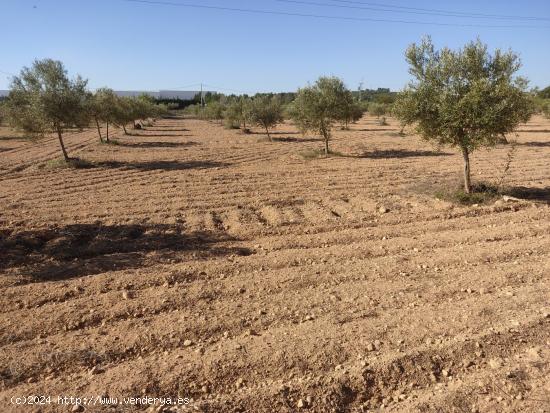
[1,0,549,93]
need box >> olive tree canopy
[291,76,353,156]
[113,97,155,134]
[89,87,118,142]
[394,37,534,193]
[248,95,283,141]
[0,101,5,126]
[225,97,252,131]
[6,59,89,161]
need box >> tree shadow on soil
[79,159,228,171]
[272,136,322,143]
[515,141,550,147]
[0,136,29,141]
[356,149,452,159]
[506,186,550,202]
[250,131,300,136]
[143,128,190,132]
[125,132,186,137]
[114,141,199,148]
[0,224,252,282]
[357,128,399,132]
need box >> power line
[121,0,550,29]
[273,0,550,22]
[325,0,550,21]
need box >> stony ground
[0,115,549,413]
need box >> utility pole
[200,82,205,108]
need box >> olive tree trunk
[56,125,69,161]
[321,124,330,156]
[265,125,272,141]
[106,123,109,142]
[461,146,472,193]
[94,117,103,142]
[122,124,128,135]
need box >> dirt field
[0,115,549,413]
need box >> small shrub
[100,139,120,145]
[299,148,344,160]
[495,140,517,190]
[435,182,499,205]
[224,118,240,129]
[299,149,326,160]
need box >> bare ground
[0,115,549,413]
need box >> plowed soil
[1,115,549,413]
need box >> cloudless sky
[1,0,549,93]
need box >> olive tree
[112,96,156,134]
[89,88,118,142]
[225,97,251,132]
[152,103,169,119]
[6,59,89,161]
[339,98,363,129]
[135,94,167,124]
[112,97,135,134]
[391,93,417,135]
[291,76,352,155]
[394,37,534,193]
[369,102,387,119]
[204,101,225,123]
[0,101,5,126]
[248,95,283,141]
[131,95,158,128]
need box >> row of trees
[193,38,538,194]
[185,84,371,146]
[2,59,167,160]
[1,38,547,194]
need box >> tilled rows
[0,115,549,412]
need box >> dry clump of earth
[0,115,549,412]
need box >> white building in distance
[0,90,211,100]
